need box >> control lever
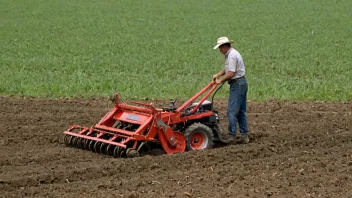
[169,99,177,111]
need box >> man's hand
[213,74,218,81]
[213,74,223,84]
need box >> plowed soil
[1,97,351,198]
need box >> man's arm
[213,69,225,80]
[217,71,234,83]
[216,69,225,77]
[216,57,237,83]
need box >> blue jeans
[227,77,248,136]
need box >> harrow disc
[64,135,70,146]
[72,137,80,148]
[89,141,96,151]
[100,143,107,154]
[63,135,137,158]
[82,139,90,150]
[119,149,126,158]
[106,144,114,156]
[76,138,83,149]
[68,136,75,147]
[126,148,140,158]
[113,146,121,158]
[94,141,102,153]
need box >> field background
[1,0,351,101]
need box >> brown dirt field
[0,96,351,198]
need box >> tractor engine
[183,100,213,116]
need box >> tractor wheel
[184,123,214,151]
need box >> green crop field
[1,0,351,101]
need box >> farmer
[213,37,249,144]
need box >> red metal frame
[63,81,219,155]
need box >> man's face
[219,44,229,55]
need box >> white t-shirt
[225,48,245,79]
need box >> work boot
[237,134,249,144]
[224,135,237,144]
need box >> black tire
[184,123,214,151]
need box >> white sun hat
[213,37,234,49]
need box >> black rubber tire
[184,123,214,151]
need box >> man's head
[219,43,231,54]
[213,37,234,54]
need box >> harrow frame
[63,81,220,157]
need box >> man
[213,37,249,144]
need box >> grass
[1,0,351,101]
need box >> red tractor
[63,81,229,157]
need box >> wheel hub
[190,132,208,150]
